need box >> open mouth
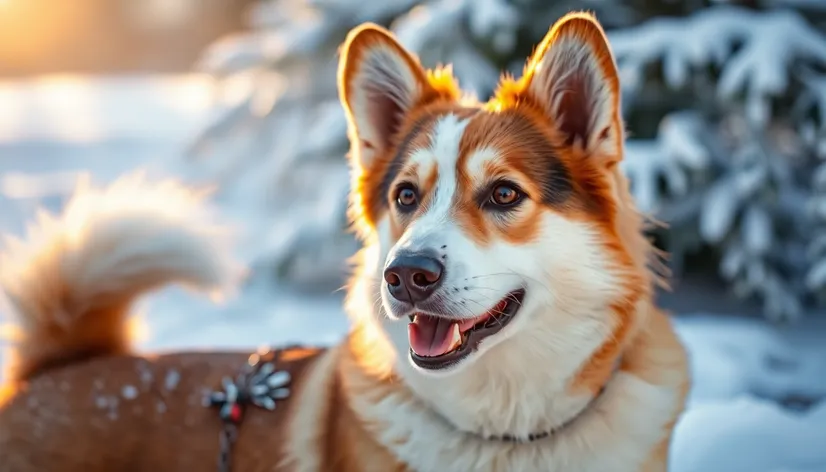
[407,289,525,370]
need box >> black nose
[383,253,444,304]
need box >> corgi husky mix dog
[0,12,689,472]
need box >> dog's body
[0,12,689,472]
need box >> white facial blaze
[393,114,469,253]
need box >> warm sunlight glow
[128,315,151,345]
[0,0,86,75]
[0,323,22,343]
[122,0,197,29]
[0,74,215,144]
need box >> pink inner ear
[366,82,406,150]
[525,26,617,152]
[551,51,613,150]
[556,70,594,147]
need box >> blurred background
[1,0,825,471]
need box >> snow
[671,399,826,472]
[164,369,181,391]
[0,74,217,144]
[122,385,138,400]
[621,112,711,215]
[609,6,826,126]
[0,74,824,472]
[670,315,826,471]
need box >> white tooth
[449,324,462,350]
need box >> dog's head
[338,12,656,430]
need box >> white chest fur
[351,371,680,472]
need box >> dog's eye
[489,184,522,207]
[395,185,419,210]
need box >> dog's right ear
[338,23,449,170]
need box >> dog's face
[339,13,648,405]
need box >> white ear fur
[338,23,433,169]
[523,13,622,159]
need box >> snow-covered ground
[0,75,824,472]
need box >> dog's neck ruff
[474,381,609,444]
[462,359,620,444]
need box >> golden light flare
[0,0,89,74]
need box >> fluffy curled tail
[0,172,242,382]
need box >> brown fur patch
[0,348,324,471]
[9,304,134,382]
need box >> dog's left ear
[518,12,622,164]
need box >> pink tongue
[408,315,456,357]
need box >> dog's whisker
[470,271,547,288]
[460,287,526,309]
[464,282,551,299]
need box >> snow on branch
[609,6,826,125]
[797,71,826,146]
[622,112,711,215]
[198,0,420,77]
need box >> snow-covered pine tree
[187,0,826,320]
[612,3,826,319]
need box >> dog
[0,12,689,472]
